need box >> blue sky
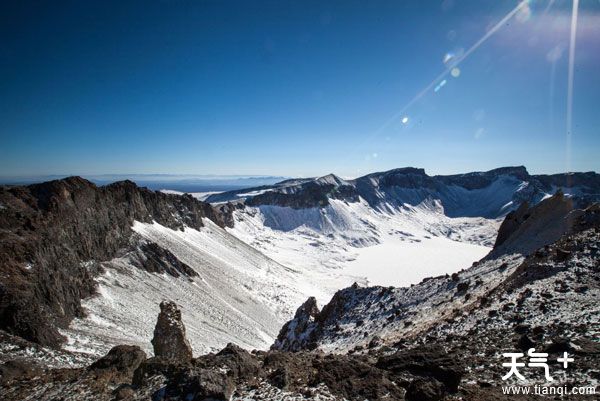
[1,0,599,179]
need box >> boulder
[167,368,234,401]
[215,343,261,379]
[406,378,444,401]
[88,345,146,383]
[0,359,44,385]
[517,334,535,352]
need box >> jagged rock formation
[129,241,198,278]
[244,174,358,209]
[0,304,467,401]
[0,177,232,347]
[493,201,531,248]
[151,301,193,363]
[376,345,465,397]
[2,168,599,351]
[1,343,148,400]
[272,296,320,351]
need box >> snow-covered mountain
[213,166,600,289]
[1,167,599,364]
[206,166,600,217]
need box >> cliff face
[0,177,230,347]
[490,191,596,257]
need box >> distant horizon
[1,164,598,187]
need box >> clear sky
[1,0,599,179]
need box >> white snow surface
[62,197,498,357]
[160,189,222,201]
[62,220,324,357]
[227,198,496,287]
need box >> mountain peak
[486,166,529,179]
[363,167,427,179]
[315,174,347,186]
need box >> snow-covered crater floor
[227,198,498,287]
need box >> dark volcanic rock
[490,191,578,256]
[405,378,444,401]
[131,241,198,278]
[213,343,260,379]
[555,248,572,262]
[310,355,404,400]
[214,201,244,228]
[0,177,226,347]
[151,301,193,363]
[494,201,531,248]
[132,356,179,386]
[268,367,290,389]
[88,345,146,383]
[377,345,465,393]
[517,334,535,352]
[0,359,44,385]
[166,368,234,401]
[212,167,600,223]
[273,296,320,351]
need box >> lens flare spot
[451,67,461,78]
[434,79,447,93]
[516,3,532,23]
[401,117,409,124]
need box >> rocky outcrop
[273,283,392,352]
[0,177,231,347]
[490,191,598,257]
[493,200,531,248]
[129,241,198,278]
[272,296,320,351]
[151,301,193,363]
[273,196,600,357]
[0,359,43,386]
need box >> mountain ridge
[206,166,600,219]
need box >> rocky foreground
[1,299,468,401]
[1,195,599,400]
